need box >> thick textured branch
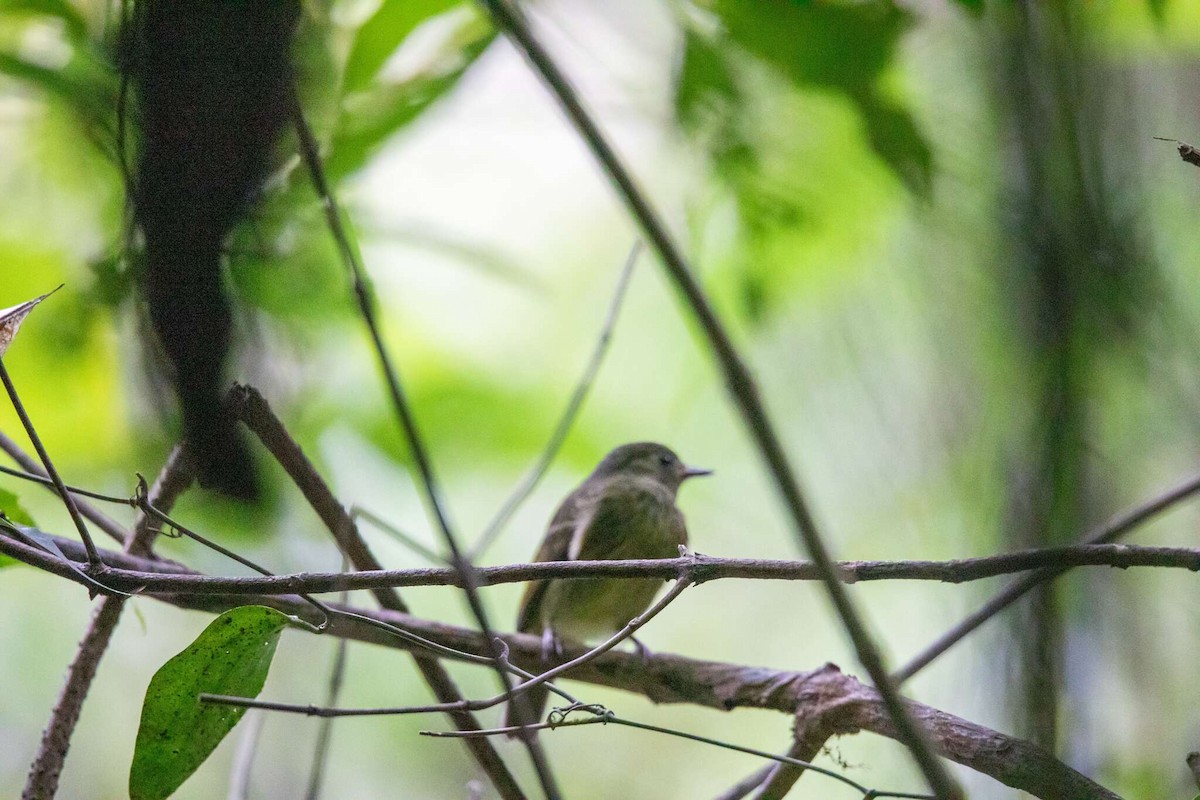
[2,532,1117,798]
[178,591,1117,798]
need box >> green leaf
[0,486,36,527]
[0,0,89,41]
[328,13,494,180]
[342,0,463,94]
[949,0,985,16]
[129,606,290,800]
[0,488,34,568]
[686,0,931,195]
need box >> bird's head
[591,442,711,494]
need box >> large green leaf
[685,0,931,195]
[328,11,494,180]
[342,0,463,94]
[129,606,290,800]
[0,0,89,41]
[679,0,930,195]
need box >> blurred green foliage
[0,0,1199,798]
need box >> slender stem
[202,574,689,720]
[352,506,445,565]
[306,566,351,800]
[11,532,1200,596]
[21,446,192,800]
[470,241,640,559]
[0,358,100,567]
[231,382,531,800]
[421,712,933,800]
[892,470,1200,683]
[474,2,960,795]
[290,92,562,799]
[0,430,129,543]
[226,710,266,800]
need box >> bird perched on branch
[504,442,711,734]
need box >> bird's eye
[658,454,674,467]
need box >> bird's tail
[502,683,549,738]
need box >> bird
[503,442,711,734]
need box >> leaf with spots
[129,605,291,800]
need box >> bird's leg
[540,627,563,662]
[630,635,653,664]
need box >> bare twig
[423,709,932,800]
[473,2,959,795]
[711,763,773,800]
[352,506,445,565]
[0,359,100,568]
[894,470,1200,683]
[227,710,266,800]
[1154,136,1200,168]
[306,560,351,800]
[291,96,561,798]
[0,430,129,543]
[206,568,691,724]
[470,241,640,559]
[229,384,528,800]
[11,534,1200,597]
[203,570,690,722]
[21,445,192,800]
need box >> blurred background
[2,0,1200,797]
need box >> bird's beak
[682,465,713,480]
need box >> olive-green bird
[504,442,711,732]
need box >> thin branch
[21,445,192,800]
[469,241,640,560]
[750,762,805,799]
[227,710,266,800]
[0,430,129,543]
[711,763,773,800]
[473,2,959,795]
[423,710,931,800]
[229,384,528,800]
[11,533,1200,597]
[352,506,445,565]
[204,570,691,723]
[893,470,1200,683]
[10,550,1107,800]
[0,358,100,568]
[306,561,351,800]
[21,595,123,799]
[290,95,562,799]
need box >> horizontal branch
[0,529,1133,797]
[4,529,1199,597]
[141,580,1114,798]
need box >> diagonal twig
[21,444,192,800]
[893,470,1200,683]
[290,93,562,798]
[471,2,961,796]
[229,384,527,800]
[470,241,640,560]
[0,430,129,544]
[0,358,101,568]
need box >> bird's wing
[571,477,686,561]
[515,489,589,633]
